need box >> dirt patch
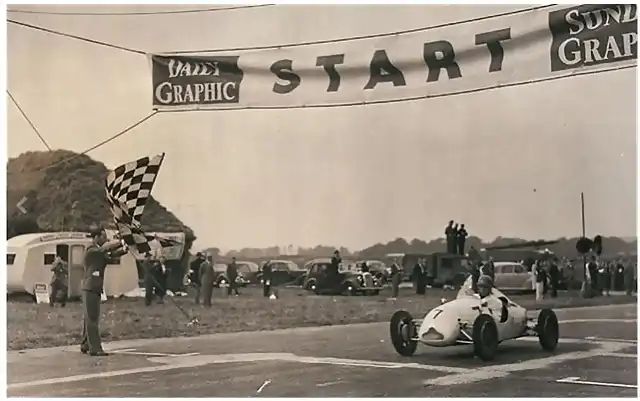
[7,286,636,350]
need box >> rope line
[162,5,556,54]
[7,4,273,16]
[7,111,159,176]
[7,90,52,151]
[7,19,146,55]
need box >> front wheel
[343,282,357,296]
[472,314,499,361]
[390,310,418,356]
[537,308,559,351]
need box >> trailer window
[44,253,56,265]
[7,253,15,265]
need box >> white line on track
[556,376,638,389]
[111,349,200,357]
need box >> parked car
[302,258,382,296]
[357,260,389,283]
[493,261,535,293]
[259,260,307,286]
[213,261,260,287]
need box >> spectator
[549,259,559,298]
[189,252,205,304]
[624,259,635,296]
[226,257,240,296]
[456,224,468,255]
[445,221,455,253]
[389,261,402,300]
[199,256,215,307]
[49,255,68,307]
[413,258,427,295]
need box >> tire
[472,314,499,361]
[304,280,317,292]
[390,310,418,357]
[537,308,559,351]
[343,282,357,296]
[372,290,380,296]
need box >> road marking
[286,356,469,373]
[317,380,342,387]
[7,352,470,390]
[556,376,638,389]
[605,353,638,359]
[560,319,637,324]
[423,341,629,387]
[111,350,201,357]
[256,379,271,393]
[584,337,637,344]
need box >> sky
[6,3,638,252]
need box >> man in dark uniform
[49,255,68,307]
[445,221,455,253]
[456,224,468,255]
[587,256,599,295]
[624,259,635,296]
[154,256,168,304]
[548,259,559,298]
[413,258,427,295]
[199,255,215,307]
[262,261,273,297]
[390,261,402,299]
[189,252,205,304]
[81,227,127,356]
[471,260,481,293]
[226,257,240,296]
[328,250,342,289]
[143,252,157,306]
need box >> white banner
[150,4,637,111]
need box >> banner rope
[7,4,273,16]
[8,5,557,57]
[7,19,146,55]
[7,111,159,176]
[163,4,557,55]
[7,90,52,151]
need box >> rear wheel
[390,310,418,356]
[537,308,559,351]
[472,314,499,361]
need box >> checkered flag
[106,153,164,226]
[105,153,179,254]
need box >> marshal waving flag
[105,153,181,254]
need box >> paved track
[7,304,638,397]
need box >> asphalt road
[7,304,638,397]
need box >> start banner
[149,4,637,111]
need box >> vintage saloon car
[302,258,382,296]
[213,261,260,287]
[259,259,307,286]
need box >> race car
[389,276,559,361]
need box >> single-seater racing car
[389,275,559,361]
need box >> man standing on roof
[49,255,68,307]
[445,221,455,253]
[81,226,127,357]
[456,224,468,255]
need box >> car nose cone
[422,327,444,341]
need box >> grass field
[7,286,636,351]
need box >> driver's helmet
[477,275,494,289]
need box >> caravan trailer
[6,232,139,298]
